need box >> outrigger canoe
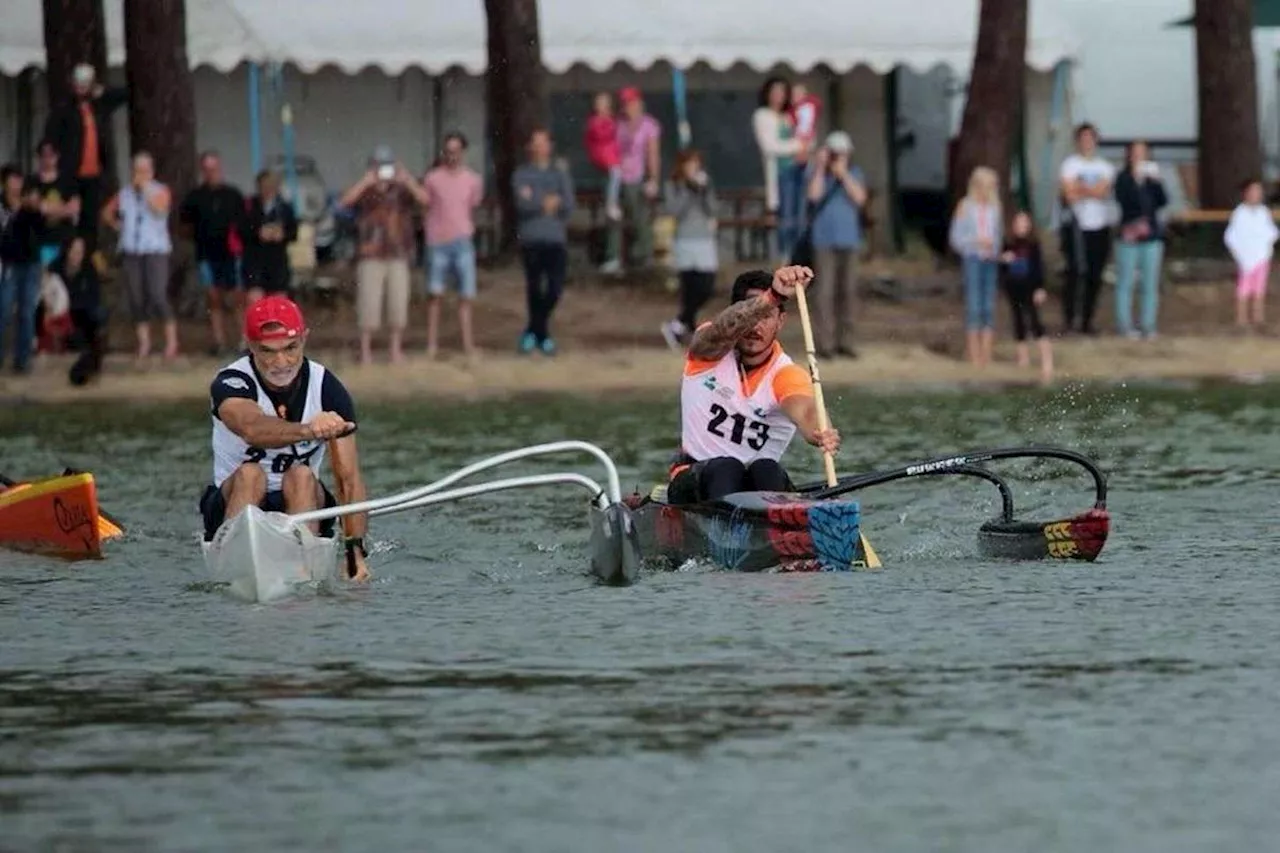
[201,441,640,603]
[196,441,1108,600]
[612,445,1109,580]
[0,470,124,559]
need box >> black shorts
[199,482,338,541]
[245,263,291,294]
[199,258,241,290]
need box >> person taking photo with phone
[340,144,429,365]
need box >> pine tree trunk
[484,0,547,254]
[123,0,197,206]
[1196,0,1261,209]
[41,0,108,114]
[949,0,1027,212]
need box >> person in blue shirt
[804,131,867,358]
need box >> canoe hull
[587,502,643,586]
[625,490,871,574]
[0,472,119,560]
[201,504,344,602]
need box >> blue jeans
[1114,239,1164,334]
[777,162,807,261]
[962,256,999,331]
[0,261,42,371]
[426,238,478,299]
[604,165,621,211]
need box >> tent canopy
[1,0,1079,77]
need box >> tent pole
[1037,59,1070,229]
[672,65,690,149]
[248,62,261,175]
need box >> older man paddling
[199,295,370,580]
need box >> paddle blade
[97,514,124,541]
[858,533,882,569]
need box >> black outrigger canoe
[588,445,1109,585]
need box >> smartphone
[377,164,395,180]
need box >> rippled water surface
[3,381,1280,852]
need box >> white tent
[0,0,1078,75]
[0,0,1081,247]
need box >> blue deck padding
[805,500,862,571]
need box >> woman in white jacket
[1224,178,1280,330]
[752,77,807,261]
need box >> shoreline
[3,335,1279,406]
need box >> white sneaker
[599,259,622,275]
[660,320,687,350]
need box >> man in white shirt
[1059,123,1116,335]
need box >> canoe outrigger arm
[799,445,1110,562]
[802,445,1108,511]
[288,440,625,525]
[281,439,640,586]
[365,473,608,518]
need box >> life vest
[210,355,328,491]
[678,345,800,465]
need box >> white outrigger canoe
[200,440,641,603]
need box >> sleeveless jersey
[210,355,328,491]
[679,348,800,463]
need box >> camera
[377,164,395,180]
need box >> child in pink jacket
[584,92,622,221]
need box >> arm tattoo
[687,296,776,361]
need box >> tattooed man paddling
[667,265,841,503]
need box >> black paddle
[322,424,363,579]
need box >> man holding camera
[804,130,867,359]
[340,145,429,365]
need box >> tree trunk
[123,0,197,206]
[949,0,1027,213]
[1196,0,1261,209]
[484,0,547,254]
[42,0,108,115]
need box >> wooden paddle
[792,279,882,569]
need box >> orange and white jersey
[679,342,812,464]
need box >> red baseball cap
[619,86,642,104]
[244,295,307,342]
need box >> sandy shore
[3,334,1278,406]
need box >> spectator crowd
[1,63,1272,390]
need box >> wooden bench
[472,187,781,263]
[470,184,879,264]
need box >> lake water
[3,380,1279,852]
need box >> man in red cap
[199,294,370,580]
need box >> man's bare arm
[780,394,822,446]
[329,434,368,539]
[687,295,777,361]
[217,398,316,448]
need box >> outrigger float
[199,440,1108,602]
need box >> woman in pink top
[584,92,622,222]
